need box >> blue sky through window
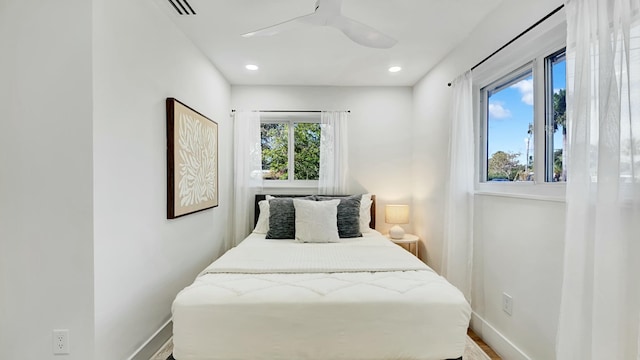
[487,63,566,166]
[488,73,535,166]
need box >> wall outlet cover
[502,293,513,316]
[53,329,70,355]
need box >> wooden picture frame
[166,98,218,219]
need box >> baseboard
[128,318,173,360]
[470,312,531,360]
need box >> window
[546,50,567,182]
[473,11,567,199]
[478,47,567,186]
[483,66,535,182]
[260,117,321,185]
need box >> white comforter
[201,234,427,274]
[172,232,471,360]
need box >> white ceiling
[155,0,503,86]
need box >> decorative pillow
[293,199,340,243]
[359,193,373,232]
[265,196,314,239]
[315,195,362,238]
[253,200,269,234]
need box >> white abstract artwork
[178,112,217,206]
[167,98,218,218]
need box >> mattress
[172,231,471,360]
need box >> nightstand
[386,233,419,257]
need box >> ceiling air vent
[167,0,196,15]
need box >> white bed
[172,228,471,360]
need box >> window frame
[479,62,535,183]
[472,12,567,199]
[260,113,321,189]
[544,48,567,183]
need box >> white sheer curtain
[442,70,474,301]
[318,111,349,195]
[557,1,640,358]
[232,110,263,247]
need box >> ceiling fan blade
[242,13,317,38]
[331,15,397,49]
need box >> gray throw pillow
[266,196,313,239]
[315,195,362,238]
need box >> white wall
[231,86,413,234]
[472,195,564,360]
[411,0,565,358]
[0,1,95,359]
[92,0,232,358]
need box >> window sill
[261,180,319,194]
[475,182,566,202]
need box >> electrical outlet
[52,329,69,355]
[502,293,513,316]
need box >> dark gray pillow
[315,195,362,238]
[266,196,313,239]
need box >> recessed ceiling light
[388,66,402,73]
[246,64,259,71]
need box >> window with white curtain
[479,50,567,183]
[260,114,321,187]
[473,10,567,198]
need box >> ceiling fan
[241,0,397,49]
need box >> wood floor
[468,329,502,360]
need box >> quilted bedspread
[200,235,428,275]
[171,232,471,360]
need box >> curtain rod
[231,110,350,113]
[447,4,564,87]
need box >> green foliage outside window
[488,151,523,181]
[553,89,567,181]
[261,123,289,179]
[261,122,321,180]
[294,123,321,180]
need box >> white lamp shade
[385,205,409,224]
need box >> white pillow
[253,195,276,233]
[359,193,373,232]
[293,199,340,243]
[253,200,270,234]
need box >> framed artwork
[166,98,218,219]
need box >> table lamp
[385,204,409,239]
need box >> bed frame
[254,194,376,229]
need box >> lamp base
[389,225,405,239]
